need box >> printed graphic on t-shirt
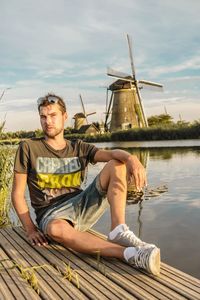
[36,157,82,189]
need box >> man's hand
[126,155,147,191]
[26,228,48,247]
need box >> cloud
[149,55,200,77]
[0,0,200,131]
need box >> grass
[61,261,80,288]
[0,259,50,294]
[95,250,107,276]
[0,146,15,227]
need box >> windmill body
[73,112,87,130]
[105,34,163,132]
[73,94,96,131]
[109,79,146,131]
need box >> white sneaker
[108,224,155,248]
[127,246,160,276]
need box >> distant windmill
[73,94,96,130]
[105,34,163,132]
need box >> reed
[0,259,50,294]
[62,261,80,288]
[0,146,14,227]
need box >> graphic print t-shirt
[14,138,99,216]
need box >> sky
[0,0,200,132]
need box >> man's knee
[46,219,74,242]
[100,159,127,190]
[107,159,126,177]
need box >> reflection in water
[127,185,168,238]
[137,201,143,238]
[127,185,168,203]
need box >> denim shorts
[38,175,109,235]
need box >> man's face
[39,104,67,138]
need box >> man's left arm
[94,149,147,191]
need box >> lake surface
[7,140,200,279]
[89,141,200,279]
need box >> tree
[148,114,174,127]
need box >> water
[89,141,200,279]
[4,140,200,279]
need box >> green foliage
[0,120,200,144]
[148,114,174,127]
[34,129,44,138]
[0,130,35,140]
[110,123,200,141]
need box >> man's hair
[37,93,67,114]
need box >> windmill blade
[138,80,163,89]
[105,91,114,131]
[134,81,148,127]
[107,67,131,79]
[105,87,109,112]
[107,69,135,84]
[126,34,136,80]
[79,94,87,116]
[86,112,96,117]
[79,94,88,123]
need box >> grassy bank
[65,123,200,142]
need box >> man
[12,93,160,276]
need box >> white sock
[124,247,137,261]
[109,224,127,240]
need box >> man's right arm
[12,172,48,246]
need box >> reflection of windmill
[73,94,96,130]
[105,34,163,132]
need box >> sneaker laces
[133,247,152,271]
[119,227,146,247]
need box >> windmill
[105,34,163,132]
[73,94,96,130]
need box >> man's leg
[98,159,127,230]
[46,219,125,258]
[46,218,160,276]
[45,159,160,275]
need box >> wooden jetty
[0,226,200,300]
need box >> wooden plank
[100,258,199,300]
[9,226,116,300]
[4,227,88,300]
[0,226,199,300]
[0,228,86,300]
[0,247,40,300]
[45,245,136,300]
[107,259,186,300]
[49,243,166,300]
[14,226,200,299]
[72,251,186,300]
[0,272,16,300]
[161,263,200,287]
[15,227,136,300]
[89,229,200,299]
[160,268,200,294]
